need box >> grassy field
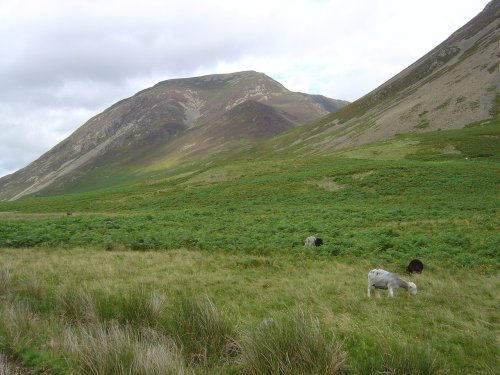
[0,119,498,374]
[0,248,498,374]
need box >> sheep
[259,317,275,328]
[406,259,424,274]
[304,236,323,247]
[304,236,317,246]
[367,269,417,297]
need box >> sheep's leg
[388,287,394,297]
[367,284,372,298]
[375,289,381,297]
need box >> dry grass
[0,267,11,296]
[239,308,348,375]
[0,354,23,375]
[63,323,190,375]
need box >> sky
[0,0,489,178]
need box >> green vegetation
[414,119,430,129]
[0,117,498,373]
[1,121,498,269]
[0,248,496,374]
[433,98,451,111]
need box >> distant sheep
[367,269,417,297]
[406,259,424,274]
[304,236,323,247]
[260,318,275,328]
[304,236,316,246]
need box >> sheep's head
[407,282,417,295]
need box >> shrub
[239,308,348,375]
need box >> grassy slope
[0,116,498,374]
[0,119,498,268]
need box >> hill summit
[0,1,498,201]
[0,71,347,200]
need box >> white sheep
[367,269,417,297]
[304,236,317,246]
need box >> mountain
[268,0,499,155]
[1,1,498,201]
[0,71,347,200]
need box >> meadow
[0,119,498,374]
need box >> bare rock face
[0,71,347,200]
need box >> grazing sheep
[304,236,317,246]
[260,317,275,328]
[367,269,417,297]
[304,236,324,247]
[406,259,424,274]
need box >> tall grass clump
[0,302,37,353]
[380,341,446,375]
[0,267,11,296]
[239,308,348,375]
[167,294,236,366]
[56,287,97,324]
[22,277,43,302]
[95,288,166,327]
[63,323,190,375]
[351,333,447,375]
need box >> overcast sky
[0,0,489,177]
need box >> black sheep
[314,238,323,247]
[406,259,424,274]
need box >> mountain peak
[0,71,347,200]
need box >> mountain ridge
[0,71,347,200]
[266,0,499,156]
[1,1,498,200]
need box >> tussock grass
[167,294,236,366]
[348,330,446,375]
[0,268,11,296]
[95,288,166,327]
[63,323,190,375]
[380,342,444,375]
[56,287,98,324]
[21,277,42,302]
[239,308,348,375]
[0,303,37,353]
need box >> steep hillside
[0,71,346,200]
[151,100,296,163]
[269,0,499,155]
